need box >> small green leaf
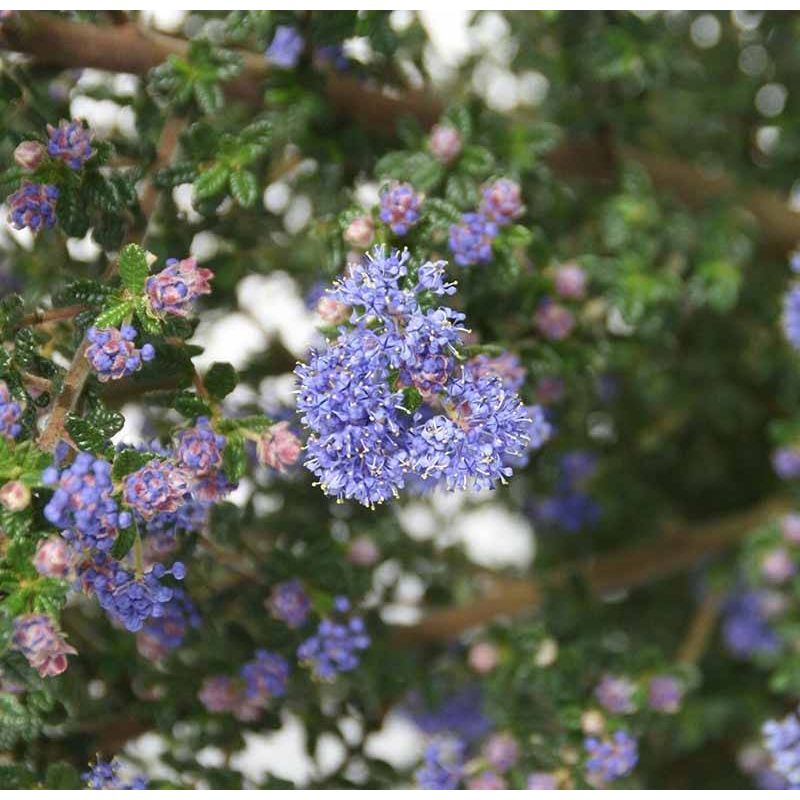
[94,299,136,329]
[222,431,246,482]
[459,145,495,177]
[45,763,82,790]
[194,81,224,115]
[229,170,258,207]
[118,244,151,294]
[112,449,158,480]
[111,523,137,560]
[172,390,212,420]
[193,162,230,201]
[205,362,238,401]
[65,414,111,455]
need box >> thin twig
[676,591,723,665]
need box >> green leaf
[205,362,238,401]
[172,390,212,420]
[230,170,258,207]
[193,162,230,201]
[65,414,111,455]
[459,145,495,177]
[118,244,151,294]
[445,173,478,209]
[112,449,158,480]
[45,763,82,790]
[222,431,246,482]
[423,198,462,227]
[111,523,137,560]
[194,81,224,115]
[94,298,136,329]
[218,414,274,434]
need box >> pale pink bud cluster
[553,263,587,300]
[316,295,350,325]
[257,422,302,472]
[13,613,77,677]
[33,536,73,579]
[13,141,45,171]
[428,124,462,165]
[343,216,375,249]
[0,480,30,511]
[346,536,380,566]
[468,641,499,673]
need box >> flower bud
[554,263,587,300]
[316,295,350,325]
[429,124,462,164]
[0,480,30,511]
[14,140,45,171]
[468,641,499,673]
[344,216,375,249]
[33,536,72,579]
[346,535,380,566]
[257,422,302,472]
[581,709,606,735]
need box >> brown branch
[396,496,788,643]
[675,591,722,665]
[18,304,87,328]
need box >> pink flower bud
[761,547,796,584]
[553,263,587,300]
[429,124,462,165]
[316,295,350,325]
[535,300,575,341]
[13,613,76,677]
[33,536,72,579]
[0,480,30,511]
[257,422,302,472]
[13,140,45,171]
[468,641,499,673]
[581,709,605,735]
[346,536,380,566]
[344,216,375,249]
[782,513,800,543]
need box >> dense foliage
[1,9,800,790]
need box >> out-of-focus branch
[675,591,723,665]
[396,496,788,643]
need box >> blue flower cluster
[584,731,638,784]
[763,707,800,788]
[447,178,521,267]
[268,579,311,629]
[296,247,539,506]
[136,587,200,661]
[84,758,148,790]
[297,596,370,681]
[415,736,466,789]
[85,325,155,382]
[533,450,600,533]
[123,459,192,519]
[405,685,492,744]
[783,285,800,350]
[176,416,225,475]
[47,119,93,169]
[265,25,304,68]
[0,380,23,439]
[722,589,781,659]
[379,183,422,235]
[7,181,58,232]
[241,649,290,700]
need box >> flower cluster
[265,25,304,68]
[584,731,639,784]
[0,380,23,439]
[448,212,498,266]
[85,325,155,382]
[647,675,684,713]
[722,589,781,659]
[428,124,462,164]
[256,422,302,472]
[762,707,800,788]
[594,674,637,714]
[123,459,192,519]
[415,736,466,790]
[268,579,311,628]
[466,352,526,393]
[136,588,200,661]
[241,649,290,701]
[297,596,370,681]
[176,416,225,476]
[554,262,588,300]
[33,536,73,579]
[47,119,93,169]
[532,450,600,533]
[84,758,148,790]
[296,247,539,506]
[13,140,45,171]
[784,283,800,350]
[146,256,213,317]
[535,297,576,340]
[343,215,375,250]
[7,181,58,232]
[480,177,523,225]
[12,613,77,677]
[379,182,422,235]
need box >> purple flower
[761,547,797,584]
[783,284,800,350]
[554,263,587,300]
[297,597,370,681]
[466,352,526,392]
[415,736,465,790]
[136,588,200,661]
[467,771,506,789]
[483,732,519,771]
[763,707,800,788]
[43,453,131,552]
[429,124,462,165]
[584,731,638,784]
[146,256,213,317]
[7,181,58,232]
[527,772,559,789]
[782,513,800,543]
[480,178,522,225]
[123,459,191,520]
[535,299,575,341]
[175,417,225,477]
[198,675,262,721]
[379,182,422,235]
[594,674,637,715]
[647,675,684,713]
[448,212,498,266]
[12,613,77,678]
[47,119,93,169]
[0,380,23,439]
[240,649,290,700]
[84,758,147,790]
[791,250,800,274]
[268,579,311,628]
[773,446,800,480]
[85,325,155,382]
[265,25,304,68]
[722,590,781,659]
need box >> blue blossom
[415,736,466,789]
[0,380,23,439]
[790,249,800,274]
[783,284,800,349]
[123,459,191,520]
[763,707,800,788]
[175,416,226,476]
[85,325,155,382]
[240,649,290,700]
[379,182,422,235]
[584,731,638,784]
[47,119,93,169]
[7,181,58,232]
[480,178,522,225]
[404,685,492,743]
[266,25,304,68]
[773,445,800,480]
[722,590,781,659]
[84,758,147,790]
[136,588,200,661]
[448,212,498,266]
[43,453,131,552]
[297,596,370,681]
[268,579,311,628]
[594,674,637,714]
